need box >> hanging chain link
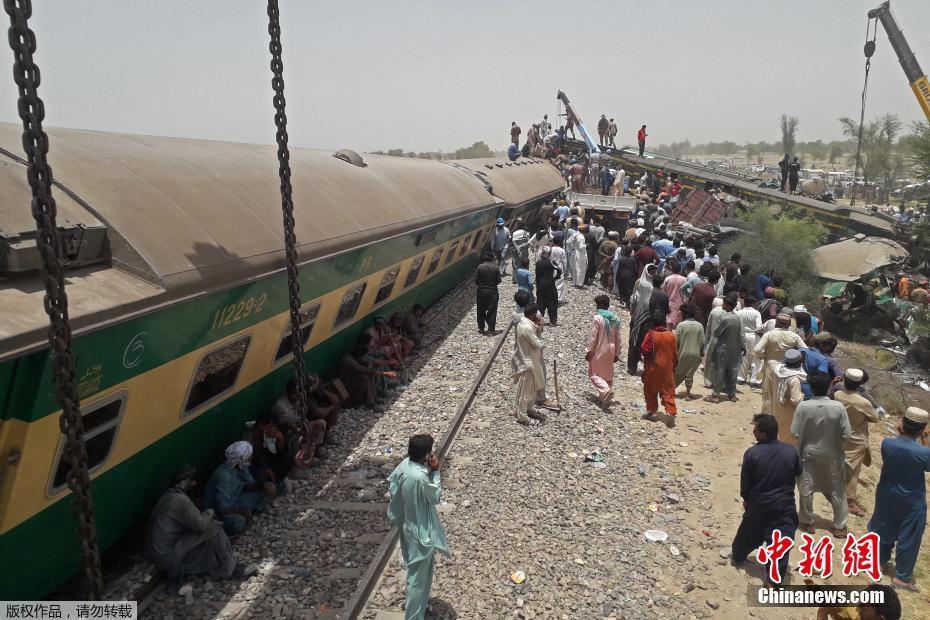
[3,0,102,598]
[267,0,308,417]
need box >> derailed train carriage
[0,125,563,599]
[560,138,899,240]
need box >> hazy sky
[1,1,929,153]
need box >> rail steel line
[342,316,516,619]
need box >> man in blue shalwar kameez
[868,407,930,593]
[388,434,451,619]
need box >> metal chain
[3,0,102,598]
[266,0,308,417]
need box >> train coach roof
[448,157,564,207]
[0,124,499,293]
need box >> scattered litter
[637,464,647,477]
[678,442,689,447]
[694,475,711,486]
[647,504,658,512]
[665,493,682,504]
[684,409,696,414]
[568,452,579,459]
[511,570,526,584]
[583,449,604,463]
[178,584,194,605]
[589,461,607,469]
[920,381,930,392]
[670,545,680,557]
[574,558,585,565]
[687,425,703,433]
[701,529,712,537]
[718,549,730,559]
[644,529,669,543]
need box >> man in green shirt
[388,434,450,619]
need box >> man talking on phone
[387,434,450,619]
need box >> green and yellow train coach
[0,125,562,599]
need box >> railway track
[102,275,507,618]
[342,318,515,619]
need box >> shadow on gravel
[426,597,458,619]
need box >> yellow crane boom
[868,1,930,122]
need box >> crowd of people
[143,305,435,590]
[478,182,929,611]
[507,113,647,163]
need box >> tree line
[369,141,496,160]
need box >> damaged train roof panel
[811,236,910,282]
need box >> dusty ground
[365,280,930,620]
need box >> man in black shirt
[731,414,801,584]
[788,156,801,194]
[777,154,789,192]
[476,251,502,334]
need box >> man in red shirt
[638,125,647,157]
[633,242,658,276]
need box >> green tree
[780,114,799,157]
[828,142,844,165]
[904,121,930,181]
[839,113,902,201]
[807,144,827,167]
[721,207,827,308]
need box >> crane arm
[556,90,599,155]
[869,1,930,122]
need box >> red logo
[756,530,794,583]
[841,532,882,581]
[797,534,834,578]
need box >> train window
[334,282,368,327]
[444,241,459,265]
[404,255,425,289]
[184,335,251,416]
[50,391,127,494]
[375,267,400,304]
[273,303,321,363]
[460,235,471,256]
[426,247,443,275]
[471,230,482,250]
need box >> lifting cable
[266,0,309,418]
[3,0,103,598]
[851,16,879,206]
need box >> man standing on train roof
[491,217,510,275]
[607,118,618,148]
[146,464,256,583]
[475,250,501,335]
[638,124,647,157]
[868,407,930,593]
[510,121,521,146]
[730,414,801,585]
[203,441,275,537]
[597,114,609,147]
[777,154,789,192]
[387,434,451,620]
[788,156,801,194]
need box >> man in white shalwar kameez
[550,234,567,302]
[566,225,588,287]
[511,304,556,424]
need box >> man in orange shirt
[641,313,678,428]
